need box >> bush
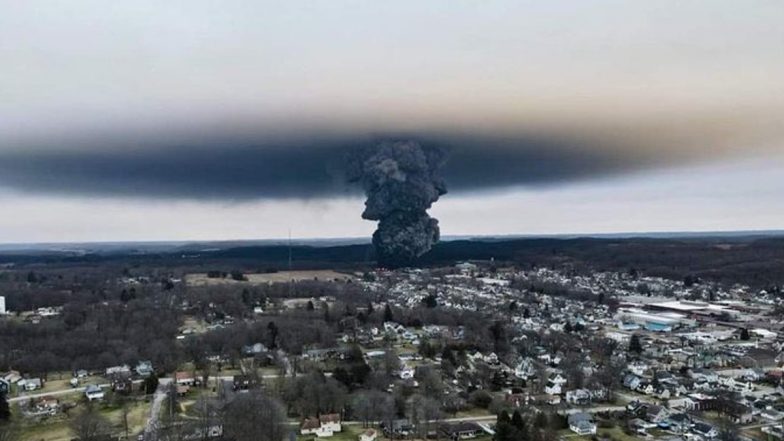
[469,389,493,409]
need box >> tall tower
[0,296,5,315]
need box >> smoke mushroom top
[347,141,448,268]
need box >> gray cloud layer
[0,134,632,200]
[1,1,781,204]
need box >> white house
[359,429,378,441]
[568,413,597,435]
[565,389,591,405]
[105,365,130,377]
[514,358,536,379]
[84,385,105,401]
[628,362,649,377]
[689,368,719,383]
[544,381,562,396]
[21,378,43,391]
[399,365,415,380]
[549,374,567,385]
[301,414,342,438]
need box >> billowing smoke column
[348,141,447,268]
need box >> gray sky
[0,1,782,242]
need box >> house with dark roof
[692,422,718,439]
[568,413,596,435]
[439,422,483,440]
[300,414,342,437]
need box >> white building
[85,385,105,401]
[0,296,5,315]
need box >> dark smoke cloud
[0,133,638,200]
[347,141,447,267]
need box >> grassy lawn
[18,418,73,441]
[179,388,216,415]
[598,426,638,441]
[453,407,493,418]
[100,399,151,436]
[16,397,151,441]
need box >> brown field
[186,270,353,286]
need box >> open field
[16,399,151,441]
[186,270,354,286]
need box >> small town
[1,2,781,440]
[2,260,783,441]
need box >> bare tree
[352,389,392,428]
[120,399,131,440]
[408,394,442,440]
[70,408,112,441]
[223,391,287,441]
[189,396,223,441]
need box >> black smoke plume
[347,141,447,268]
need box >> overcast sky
[1,1,782,243]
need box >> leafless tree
[120,399,131,440]
[223,391,287,441]
[188,396,223,441]
[70,407,112,441]
[408,394,442,439]
[352,389,392,427]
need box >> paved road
[143,378,172,441]
[7,372,301,403]
[558,405,626,415]
[341,414,498,427]
[8,379,145,403]
[8,383,109,403]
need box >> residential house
[399,365,415,380]
[549,373,567,385]
[544,380,562,396]
[319,414,342,434]
[358,429,378,441]
[762,409,784,421]
[762,425,784,440]
[568,413,597,435]
[665,413,692,433]
[538,354,562,366]
[84,384,105,401]
[692,422,718,439]
[105,365,131,377]
[439,422,483,440]
[21,378,43,391]
[34,396,59,414]
[111,373,133,394]
[689,368,718,383]
[628,362,649,376]
[301,414,342,437]
[623,374,641,390]
[514,358,536,380]
[639,382,655,395]
[175,371,196,386]
[655,387,671,400]
[630,403,669,424]
[242,343,268,357]
[135,361,154,377]
[726,403,754,425]
[381,420,415,438]
[565,389,591,406]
